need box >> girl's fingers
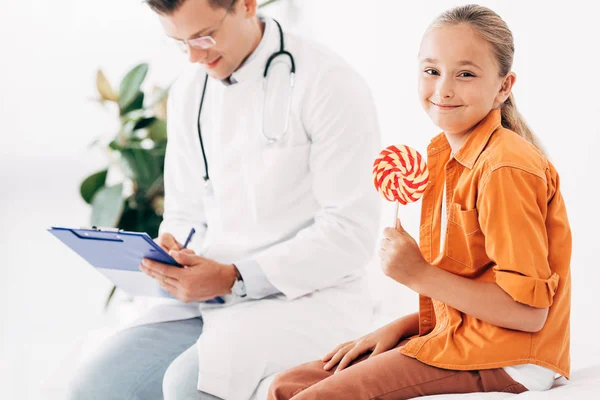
[323,349,347,371]
[395,218,405,232]
[323,344,352,371]
[335,346,364,373]
[383,227,400,239]
[380,238,390,250]
[322,341,350,362]
[368,343,385,358]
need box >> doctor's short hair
[145,0,237,14]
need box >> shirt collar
[227,16,279,85]
[427,109,502,169]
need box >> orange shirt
[400,109,572,378]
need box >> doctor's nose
[436,77,455,99]
[187,46,209,64]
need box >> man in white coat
[67,0,381,399]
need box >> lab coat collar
[229,16,279,85]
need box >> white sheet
[252,365,600,400]
[422,365,600,399]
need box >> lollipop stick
[394,201,400,228]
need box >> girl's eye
[424,69,440,76]
[458,72,475,78]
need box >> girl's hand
[321,320,407,373]
[379,219,430,286]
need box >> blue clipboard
[48,226,224,303]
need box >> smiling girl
[267,5,571,399]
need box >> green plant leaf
[109,140,122,150]
[119,146,166,191]
[146,173,165,199]
[80,169,108,204]
[119,119,139,142]
[91,184,125,228]
[133,117,157,130]
[119,63,149,111]
[148,119,167,142]
[120,92,145,115]
[117,201,163,239]
[96,69,119,102]
[120,109,147,124]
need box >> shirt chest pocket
[242,143,311,220]
[445,203,491,271]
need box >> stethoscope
[196,20,296,196]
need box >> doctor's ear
[241,0,258,17]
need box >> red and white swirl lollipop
[373,144,429,224]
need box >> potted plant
[81,63,169,307]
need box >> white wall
[1,0,598,398]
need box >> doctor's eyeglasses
[167,0,235,52]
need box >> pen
[182,227,196,249]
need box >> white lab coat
[134,18,382,400]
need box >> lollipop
[372,144,429,225]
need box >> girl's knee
[268,372,289,400]
[268,370,306,400]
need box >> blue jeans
[66,318,222,400]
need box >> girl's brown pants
[268,340,528,400]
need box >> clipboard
[48,226,224,303]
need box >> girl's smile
[429,101,463,111]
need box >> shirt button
[423,319,429,324]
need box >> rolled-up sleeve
[477,166,559,308]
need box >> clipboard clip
[88,226,124,232]
[71,226,125,242]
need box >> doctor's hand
[154,232,183,253]
[140,251,238,303]
[379,219,431,287]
